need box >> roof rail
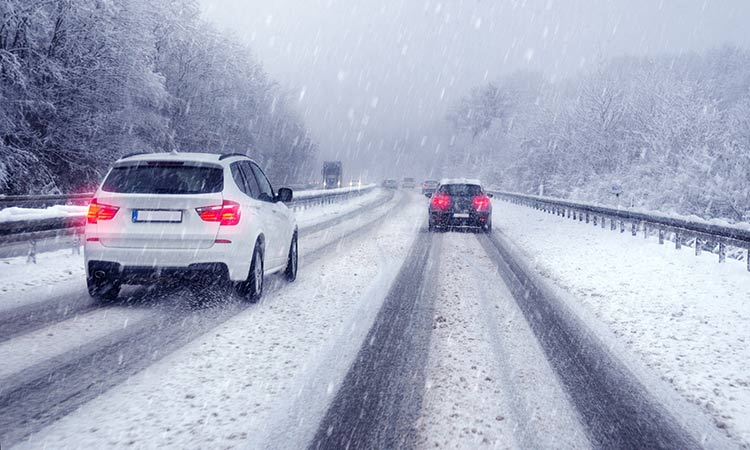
[120,152,147,159]
[218,153,249,161]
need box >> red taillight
[87,199,119,224]
[196,200,241,226]
[431,193,451,211]
[472,195,491,212]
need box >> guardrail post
[72,233,81,255]
[747,249,750,272]
[601,216,606,229]
[620,221,625,233]
[579,211,584,222]
[27,240,37,264]
[659,229,665,244]
[567,209,571,219]
[611,219,616,231]
[675,232,682,249]
[719,242,726,263]
[631,222,637,237]
[585,213,590,224]
[695,238,701,256]
[593,215,597,226]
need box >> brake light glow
[472,195,491,212]
[196,200,241,226]
[87,199,120,224]
[431,193,451,211]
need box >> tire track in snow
[477,231,701,450]
[309,225,439,450]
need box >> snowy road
[1,189,402,447]
[0,191,741,449]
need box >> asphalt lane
[309,228,440,450]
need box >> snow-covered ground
[493,200,750,446]
[0,248,84,299]
[416,233,589,450]
[11,193,423,450]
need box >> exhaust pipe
[94,270,107,279]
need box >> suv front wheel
[285,233,298,282]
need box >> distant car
[421,179,439,195]
[383,178,399,189]
[84,152,298,302]
[401,177,416,189]
[427,178,493,232]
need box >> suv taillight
[196,200,241,226]
[87,199,120,224]
[472,195,491,212]
[431,192,451,211]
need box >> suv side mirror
[424,193,432,198]
[276,187,293,203]
[487,193,494,198]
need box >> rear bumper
[84,241,250,282]
[429,211,491,227]
[88,260,229,284]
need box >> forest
[448,47,750,223]
[0,0,317,195]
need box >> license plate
[453,213,470,218]
[132,210,182,223]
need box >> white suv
[84,152,298,302]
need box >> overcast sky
[198,0,750,179]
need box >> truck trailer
[322,161,343,189]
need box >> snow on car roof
[115,152,256,165]
[439,178,482,186]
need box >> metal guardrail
[0,185,377,260]
[489,190,750,272]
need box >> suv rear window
[101,164,223,194]
[439,184,483,196]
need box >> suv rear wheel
[236,242,264,302]
[87,276,121,301]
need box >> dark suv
[426,179,493,232]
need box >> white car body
[84,152,297,289]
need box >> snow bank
[0,205,87,224]
[493,200,750,447]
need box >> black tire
[285,232,298,282]
[484,220,493,233]
[87,276,121,301]
[237,242,264,303]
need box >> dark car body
[383,178,399,189]
[421,179,439,195]
[427,180,492,232]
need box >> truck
[322,161,343,189]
